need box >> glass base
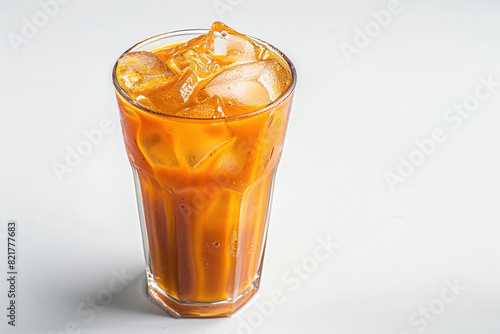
[145,271,260,318]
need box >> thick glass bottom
[145,270,260,318]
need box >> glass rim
[112,28,297,121]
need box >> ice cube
[154,35,207,63]
[198,59,290,111]
[140,132,180,167]
[116,51,175,95]
[168,48,220,78]
[176,95,226,119]
[165,69,200,105]
[215,140,249,177]
[174,122,234,169]
[205,22,269,66]
[135,95,155,109]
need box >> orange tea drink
[113,22,296,317]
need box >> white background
[1,0,500,333]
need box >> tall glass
[112,30,296,317]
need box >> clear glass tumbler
[112,29,296,317]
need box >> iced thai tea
[113,22,296,317]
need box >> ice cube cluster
[115,22,291,118]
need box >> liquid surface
[116,22,292,118]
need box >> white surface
[1,0,500,333]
